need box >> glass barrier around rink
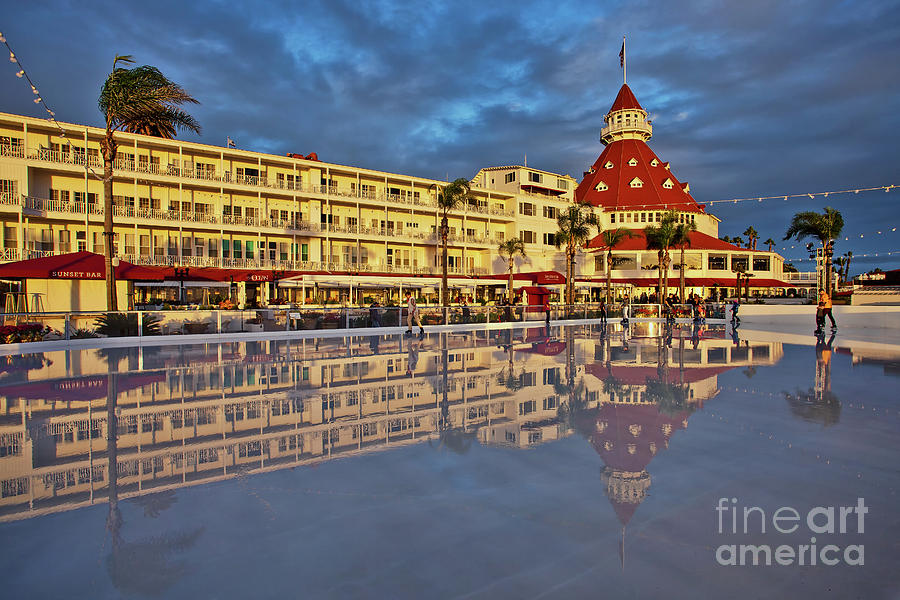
[0,302,733,345]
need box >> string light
[604,184,896,213]
[782,249,900,262]
[1,32,101,180]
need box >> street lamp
[174,267,189,304]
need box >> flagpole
[623,35,627,85]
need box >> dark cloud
[2,0,898,272]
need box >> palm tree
[743,226,759,251]
[733,263,746,299]
[783,207,844,292]
[721,235,732,244]
[435,178,474,311]
[731,236,744,248]
[99,55,200,310]
[764,238,776,252]
[498,238,526,303]
[674,220,697,302]
[597,228,636,303]
[554,200,599,305]
[644,211,680,300]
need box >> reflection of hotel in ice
[0,327,782,521]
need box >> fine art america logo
[715,497,866,566]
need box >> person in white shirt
[405,291,424,336]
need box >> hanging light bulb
[15,70,23,77]
[0,33,6,43]
[33,97,41,104]
[9,52,16,63]
[31,85,38,94]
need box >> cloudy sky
[3,0,898,272]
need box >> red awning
[0,251,165,281]
[520,286,551,295]
[518,340,567,356]
[0,372,166,402]
[479,270,566,285]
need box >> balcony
[24,148,515,218]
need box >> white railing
[0,248,21,261]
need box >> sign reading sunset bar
[49,270,103,279]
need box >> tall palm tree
[674,221,697,302]
[554,200,599,305]
[783,207,844,292]
[598,228,635,303]
[721,235,732,244]
[99,55,200,310]
[435,178,474,310]
[731,236,744,248]
[498,237,526,303]
[644,211,680,300]
[764,238,776,252]
[743,226,759,250]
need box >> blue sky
[2,0,898,273]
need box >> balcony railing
[25,147,516,218]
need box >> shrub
[0,323,53,344]
[71,328,100,339]
[94,313,162,337]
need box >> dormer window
[627,157,638,167]
[650,158,659,167]
[594,181,608,192]
[629,177,643,188]
[604,161,614,169]
[682,183,691,193]
[662,178,674,189]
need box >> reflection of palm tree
[742,366,757,379]
[105,368,203,596]
[129,490,178,518]
[783,389,841,427]
[645,378,694,418]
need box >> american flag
[619,42,625,68]
[227,137,236,148]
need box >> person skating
[817,290,836,331]
[599,298,607,325]
[730,298,741,326]
[405,291,424,336]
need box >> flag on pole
[227,137,236,148]
[619,41,625,68]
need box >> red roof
[576,139,704,213]
[0,251,164,281]
[609,84,644,112]
[587,229,744,251]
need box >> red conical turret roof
[576,139,704,213]
[609,84,644,112]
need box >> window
[58,230,71,253]
[505,172,516,183]
[731,256,749,271]
[528,171,542,183]
[0,179,18,200]
[543,232,555,246]
[594,181,608,192]
[627,157,638,166]
[604,161,614,169]
[518,202,535,216]
[4,226,16,249]
[641,212,647,223]
[543,395,559,410]
[650,158,659,167]
[557,178,569,190]
[662,178,674,189]
[708,255,726,270]
[543,206,558,219]
[521,230,536,244]
[610,214,616,224]
[519,400,537,415]
[753,257,770,272]
[629,177,643,188]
